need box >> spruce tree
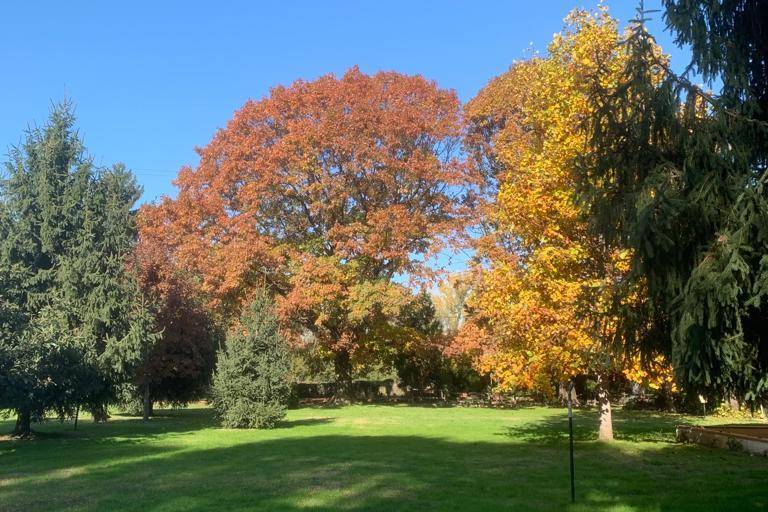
[577,3,768,404]
[211,291,291,429]
[0,102,157,435]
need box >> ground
[1,405,766,511]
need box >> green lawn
[1,405,766,511]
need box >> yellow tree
[462,9,673,440]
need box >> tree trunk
[596,374,614,442]
[558,381,579,406]
[333,349,353,404]
[660,383,674,412]
[13,408,32,438]
[142,383,153,421]
[91,404,110,423]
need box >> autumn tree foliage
[462,10,673,440]
[130,239,219,419]
[139,67,478,397]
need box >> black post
[568,380,575,503]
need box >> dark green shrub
[210,291,291,428]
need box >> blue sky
[1,1,689,273]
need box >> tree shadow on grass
[0,409,333,489]
[500,408,691,444]
[279,417,334,428]
[0,407,221,483]
[1,412,767,511]
[1,407,216,443]
[0,435,768,512]
[0,408,334,448]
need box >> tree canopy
[462,11,673,403]
[211,290,291,429]
[131,238,220,417]
[577,1,768,403]
[0,102,157,435]
[140,67,480,395]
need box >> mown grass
[1,405,766,511]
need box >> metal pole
[568,380,575,503]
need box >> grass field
[1,405,766,511]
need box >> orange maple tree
[139,67,479,396]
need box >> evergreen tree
[211,291,291,429]
[577,2,768,403]
[0,102,156,435]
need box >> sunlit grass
[1,405,766,511]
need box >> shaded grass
[0,405,766,511]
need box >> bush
[210,291,291,428]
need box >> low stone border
[677,424,768,457]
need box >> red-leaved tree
[139,67,478,397]
[131,238,219,417]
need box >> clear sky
[1,1,689,273]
